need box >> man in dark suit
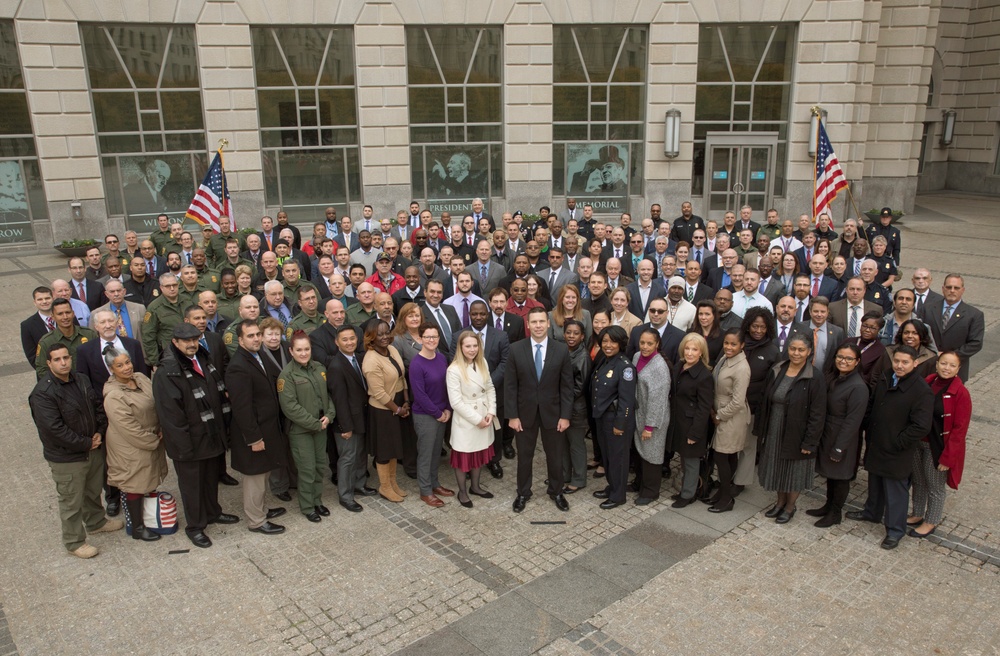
[421,279,461,354]
[325,325,376,512]
[911,267,944,319]
[333,216,359,253]
[625,297,685,366]
[922,274,984,381]
[21,286,56,368]
[489,287,525,346]
[310,301,363,364]
[68,258,106,310]
[392,266,425,314]
[505,307,574,513]
[225,321,288,535]
[828,278,881,338]
[77,308,150,518]
[736,206,761,241]
[257,216,278,252]
[625,260,666,319]
[805,297,844,372]
[452,301,510,478]
[773,295,807,353]
[680,262,714,305]
[805,254,839,300]
[705,249,738,291]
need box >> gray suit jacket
[470,260,507,295]
[541,267,580,297]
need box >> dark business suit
[625,280,666,319]
[326,351,370,502]
[71,278,106,311]
[626,322,685,366]
[807,276,840,301]
[912,289,943,320]
[21,313,50,367]
[495,312,525,345]
[505,338,574,498]
[421,304,461,353]
[922,298,985,381]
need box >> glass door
[704,133,777,223]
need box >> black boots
[125,497,161,542]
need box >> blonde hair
[677,332,710,368]
[449,330,489,381]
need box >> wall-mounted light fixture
[940,109,957,146]
[71,201,82,219]
[808,106,828,157]
[664,109,681,158]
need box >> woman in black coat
[808,343,869,528]
[734,307,780,490]
[669,333,715,508]
[754,333,827,524]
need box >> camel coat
[711,351,752,454]
[103,373,167,493]
[446,363,497,454]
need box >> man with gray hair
[92,279,144,342]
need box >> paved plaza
[1,192,999,655]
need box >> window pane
[697,26,730,83]
[279,149,345,206]
[554,124,588,141]
[410,147,425,197]
[468,29,502,84]
[110,25,170,88]
[752,85,789,122]
[410,126,446,143]
[408,87,445,124]
[553,86,588,122]
[99,134,142,153]
[0,23,23,88]
[759,25,794,82]
[552,145,565,196]
[322,34,356,86]
[574,26,627,84]
[719,25,771,82]
[0,137,35,158]
[143,133,163,152]
[164,132,204,151]
[160,26,199,88]
[24,159,47,221]
[553,28,586,84]
[490,144,503,196]
[92,92,138,132]
[251,28,294,86]
[466,125,501,142]
[161,92,203,130]
[609,124,641,141]
[0,93,33,135]
[423,27,477,84]
[608,85,643,122]
[346,147,361,199]
[82,26,131,89]
[141,113,161,132]
[629,141,644,195]
[272,27,331,87]
[466,86,500,123]
[695,86,731,121]
[258,89,297,129]
[610,28,647,83]
[262,150,280,206]
[0,161,34,243]
[317,88,356,127]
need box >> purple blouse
[409,351,452,418]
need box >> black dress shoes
[599,499,623,510]
[671,497,695,508]
[315,505,330,517]
[469,489,494,499]
[881,536,900,550]
[634,497,656,506]
[188,531,212,548]
[488,462,503,479]
[552,494,569,512]
[210,513,240,525]
[708,499,735,513]
[106,500,121,517]
[220,472,239,486]
[775,508,796,524]
[274,491,292,502]
[355,486,378,497]
[249,522,285,535]
[626,480,640,493]
[266,508,286,520]
[512,496,527,513]
[806,505,831,517]
[503,444,516,460]
[340,500,364,513]
[304,511,321,523]
[764,504,784,518]
[814,512,842,528]
[592,488,611,499]
[846,510,879,523]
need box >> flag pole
[811,106,820,223]
[217,138,230,230]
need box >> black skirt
[368,391,405,461]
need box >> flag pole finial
[217,138,229,151]
[810,106,822,117]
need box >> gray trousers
[680,456,701,500]
[911,442,948,524]
[333,431,368,503]
[48,450,108,551]
[562,423,589,488]
[412,413,445,496]
[243,472,269,529]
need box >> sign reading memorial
[0,160,34,244]
[425,145,490,215]
[122,154,206,234]
[565,143,630,214]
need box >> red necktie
[191,357,204,377]
[811,277,819,297]
[147,260,154,276]
[45,316,55,331]
[77,281,85,299]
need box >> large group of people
[25,200,977,556]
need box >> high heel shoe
[708,499,734,513]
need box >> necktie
[278,308,289,329]
[191,356,204,377]
[266,235,272,250]
[811,277,820,297]
[916,293,925,313]
[849,306,859,337]
[115,308,127,337]
[695,250,701,264]
[942,305,954,328]
[351,355,367,389]
[779,325,787,350]
[462,298,470,328]
[806,248,812,261]
[468,235,473,246]
[105,340,114,352]
[615,248,621,258]
[199,337,209,351]
[252,352,265,371]
[481,264,488,286]
[854,260,861,275]
[686,286,694,302]
[534,343,543,379]
[77,281,85,299]
[435,308,452,343]
[610,279,617,290]
[496,316,502,330]
[45,316,55,331]
[147,260,154,276]
[186,252,192,264]
[549,269,557,290]
[812,327,820,365]
[797,300,805,322]
[365,220,371,233]
[570,209,575,220]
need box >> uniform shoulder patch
[320,371,326,381]
[276,378,285,392]
[623,367,634,381]
[36,343,41,355]
[79,337,88,344]
[152,289,159,296]
[286,327,293,340]
[143,312,152,323]
[223,332,233,344]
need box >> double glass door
[704,133,777,222]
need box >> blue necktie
[534,343,543,379]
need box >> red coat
[367,271,405,295]
[925,374,971,489]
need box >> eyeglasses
[648,308,666,314]
[834,355,857,362]
[105,239,118,244]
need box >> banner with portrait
[565,143,630,214]
[424,144,490,215]
[0,160,34,244]
[121,153,206,233]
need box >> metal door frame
[703,132,778,222]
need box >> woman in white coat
[446,330,498,508]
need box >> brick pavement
[0,192,998,655]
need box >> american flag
[814,122,848,220]
[185,150,234,232]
